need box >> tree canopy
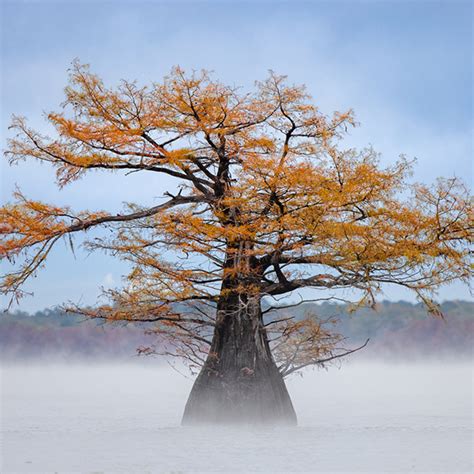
[1,62,471,373]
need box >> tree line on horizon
[1,300,472,362]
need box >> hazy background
[1,0,472,312]
[2,301,473,362]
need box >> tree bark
[181,290,297,425]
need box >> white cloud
[102,272,116,288]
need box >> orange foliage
[1,62,471,369]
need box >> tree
[1,63,471,425]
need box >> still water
[1,361,472,473]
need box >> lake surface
[1,361,472,473]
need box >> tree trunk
[181,291,297,425]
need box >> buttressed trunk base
[182,296,297,425]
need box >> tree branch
[281,338,370,377]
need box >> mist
[1,360,472,473]
[1,303,473,472]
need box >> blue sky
[1,0,472,311]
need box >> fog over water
[1,361,472,473]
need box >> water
[1,361,472,473]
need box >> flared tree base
[182,359,297,426]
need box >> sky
[1,0,472,311]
